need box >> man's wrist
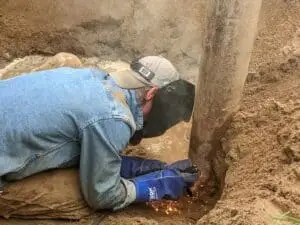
[112,179,136,211]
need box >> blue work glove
[132,168,198,202]
[120,156,194,179]
[121,156,165,178]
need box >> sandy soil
[0,0,300,224]
[198,56,300,225]
[196,1,300,223]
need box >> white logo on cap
[139,66,152,78]
[148,187,158,200]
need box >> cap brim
[142,79,195,138]
[109,69,153,89]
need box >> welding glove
[120,156,193,179]
[132,168,198,202]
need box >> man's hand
[132,168,199,202]
[120,156,165,178]
[120,156,195,178]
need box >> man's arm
[79,119,136,210]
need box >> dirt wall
[0,0,205,82]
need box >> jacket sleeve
[79,119,136,210]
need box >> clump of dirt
[0,170,91,220]
[0,52,82,80]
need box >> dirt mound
[0,52,82,80]
[0,170,92,220]
[196,4,300,221]
[197,54,300,224]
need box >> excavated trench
[1,1,300,225]
[0,53,228,225]
[0,0,262,223]
[0,0,228,221]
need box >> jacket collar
[123,89,144,131]
[107,75,144,131]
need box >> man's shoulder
[44,67,108,80]
[81,117,133,151]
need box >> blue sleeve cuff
[112,179,136,211]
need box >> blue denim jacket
[0,67,143,210]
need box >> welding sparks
[145,191,202,215]
[146,200,182,215]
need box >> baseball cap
[109,56,180,89]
